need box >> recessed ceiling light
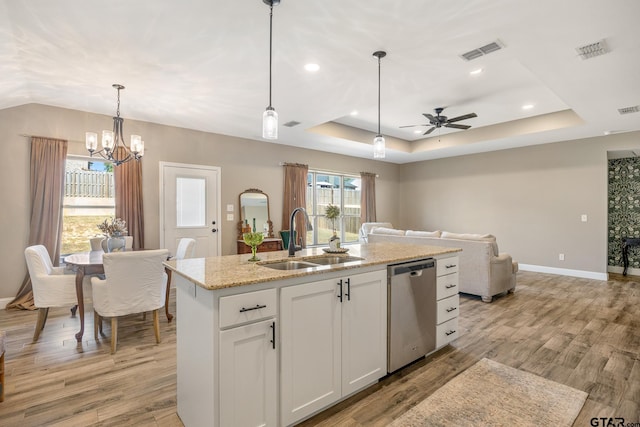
[522,104,534,110]
[350,110,358,116]
[470,68,483,75]
[304,63,320,72]
[413,130,423,134]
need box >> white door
[160,162,220,258]
[341,270,387,396]
[280,279,341,426]
[219,319,277,427]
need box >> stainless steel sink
[260,260,319,270]
[304,255,364,265]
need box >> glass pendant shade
[102,130,115,151]
[263,108,278,139]
[373,134,385,159]
[85,132,98,151]
[130,135,144,154]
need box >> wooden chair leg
[110,317,118,354]
[0,351,5,402]
[94,311,100,340]
[165,268,174,322]
[153,309,161,344]
[32,308,49,342]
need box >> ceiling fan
[400,107,477,135]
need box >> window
[61,157,115,255]
[305,170,361,245]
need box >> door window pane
[176,177,206,227]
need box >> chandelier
[373,51,386,159]
[262,0,280,139]
[85,84,144,166]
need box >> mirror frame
[237,188,274,239]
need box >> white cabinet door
[280,279,342,426]
[341,270,387,396]
[220,319,277,427]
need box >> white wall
[0,103,401,301]
[399,131,640,277]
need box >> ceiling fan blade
[445,123,471,130]
[399,124,427,128]
[423,113,436,121]
[446,112,477,123]
[423,126,436,135]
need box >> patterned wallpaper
[608,157,640,268]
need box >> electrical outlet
[581,214,588,222]
[559,253,565,261]
[226,213,234,221]
[226,204,234,212]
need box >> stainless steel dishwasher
[387,258,437,373]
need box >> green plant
[325,204,340,233]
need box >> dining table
[64,249,173,342]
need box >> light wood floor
[0,271,638,426]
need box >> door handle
[337,279,343,303]
[212,220,216,225]
[345,278,351,301]
[270,321,275,349]
[211,228,218,233]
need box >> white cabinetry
[436,255,460,348]
[219,289,277,427]
[280,269,387,426]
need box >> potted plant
[97,217,128,252]
[325,204,341,250]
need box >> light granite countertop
[164,242,460,291]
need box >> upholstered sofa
[363,224,518,303]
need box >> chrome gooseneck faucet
[288,207,313,257]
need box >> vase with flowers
[325,204,341,251]
[97,217,128,252]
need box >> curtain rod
[279,162,379,178]
[19,133,79,143]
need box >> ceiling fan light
[373,135,385,159]
[263,107,278,139]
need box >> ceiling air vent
[618,105,640,115]
[460,41,503,61]
[576,39,609,59]
[283,121,301,127]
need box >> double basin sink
[258,254,364,270]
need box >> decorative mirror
[237,188,274,239]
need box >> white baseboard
[0,297,14,310]
[607,265,640,276]
[518,264,608,281]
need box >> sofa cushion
[370,227,406,236]
[361,222,393,236]
[406,230,441,238]
[441,231,499,256]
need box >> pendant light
[372,51,386,159]
[262,0,280,139]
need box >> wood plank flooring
[0,271,638,426]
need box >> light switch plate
[581,214,587,222]
[226,213,234,221]
[226,204,234,212]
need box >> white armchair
[91,249,169,353]
[24,245,78,342]
[164,238,196,322]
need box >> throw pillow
[370,227,406,236]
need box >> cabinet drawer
[220,288,277,329]
[436,317,459,348]
[437,256,459,276]
[436,294,459,324]
[437,273,459,300]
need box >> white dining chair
[164,238,196,322]
[24,245,78,342]
[91,249,168,354]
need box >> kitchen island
[164,242,460,427]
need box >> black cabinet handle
[445,284,457,289]
[337,279,343,302]
[445,329,456,336]
[345,278,351,301]
[446,264,457,269]
[239,304,266,313]
[270,321,275,349]
[446,306,458,313]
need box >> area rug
[390,358,588,427]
